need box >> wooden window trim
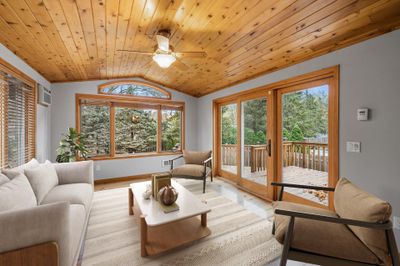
[76,93,185,161]
[212,65,339,208]
[0,58,36,168]
[98,80,171,100]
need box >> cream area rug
[82,179,282,266]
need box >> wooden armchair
[170,150,212,193]
[272,178,399,266]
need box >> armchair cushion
[274,201,380,264]
[183,150,211,165]
[171,164,210,178]
[24,161,59,204]
[334,177,391,264]
[0,173,37,212]
[41,183,93,212]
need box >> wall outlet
[346,141,361,153]
[95,164,101,171]
[162,160,171,167]
[394,216,400,230]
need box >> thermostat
[357,108,369,121]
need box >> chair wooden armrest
[169,155,183,170]
[275,208,392,229]
[271,182,335,201]
[203,157,212,165]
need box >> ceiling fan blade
[173,59,189,71]
[175,51,207,58]
[156,35,170,52]
[117,49,153,55]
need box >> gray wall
[197,29,400,241]
[0,44,51,162]
[51,78,198,179]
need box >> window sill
[79,151,183,161]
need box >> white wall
[51,78,198,179]
[0,44,51,162]
[197,29,400,241]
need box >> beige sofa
[0,159,94,266]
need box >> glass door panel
[241,97,268,186]
[220,103,238,175]
[280,84,329,206]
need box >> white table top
[131,180,211,226]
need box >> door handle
[267,139,271,157]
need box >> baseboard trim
[94,173,153,185]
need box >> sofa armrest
[0,202,70,266]
[53,161,94,185]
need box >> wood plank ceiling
[0,0,400,97]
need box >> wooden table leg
[201,213,207,227]
[128,188,134,215]
[140,215,147,257]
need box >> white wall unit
[197,29,400,243]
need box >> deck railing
[221,141,328,173]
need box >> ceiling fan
[117,29,207,69]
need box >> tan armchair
[170,150,212,193]
[272,178,399,266]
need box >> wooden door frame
[276,77,339,209]
[212,66,339,207]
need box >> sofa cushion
[69,204,86,263]
[41,183,93,212]
[274,201,380,264]
[0,173,9,185]
[183,150,211,165]
[0,173,37,212]
[24,162,59,204]
[334,177,391,264]
[171,164,210,178]
[2,158,40,179]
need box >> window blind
[0,69,36,169]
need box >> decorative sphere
[157,185,178,205]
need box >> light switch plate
[95,164,101,171]
[346,141,361,153]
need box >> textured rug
[82,180,281,266]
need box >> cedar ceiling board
[1,0,400,96]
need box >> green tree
[290,124,304,141]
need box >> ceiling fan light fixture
[152,53,176,68]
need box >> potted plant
[56,128,88,163]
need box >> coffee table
[128,180,211,257]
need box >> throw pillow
[2,158,40,179]
[24,162,59,204]
[0,173,37,212]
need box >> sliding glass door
[214,67,338,206]
[277,79,338,208]
[216,93,273,200]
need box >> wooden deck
[221,165,328,205]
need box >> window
[76,94,184,160]
[98,80,171,99]
[0,60,36,168]
[161,109,182,152]
[115,107,157,155]
[79,101,110,157]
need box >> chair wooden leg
[203,177,206,193]
[280,216,295,266]
[386,229,400,266]
[272,220,276,235]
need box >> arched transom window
[98,80,171,99]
